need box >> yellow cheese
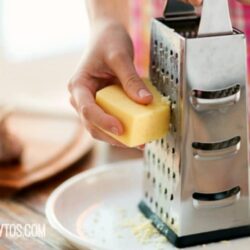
[96,80,170,147]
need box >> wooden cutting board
[0,112,94,195]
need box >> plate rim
[45,159,143,250]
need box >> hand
[182,0,250,5]
[182,0,202,6]
[68,20,153,147]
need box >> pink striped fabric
[129,0,250,77]
[229,1,250,73]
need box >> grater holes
[155,202,158,209]
[173,172,176,179]
[167,167,171,175]
[164,188,168,195]
[185,31,190,37]
[152,153,156,164]
[166,212,169,219]
[150,197,153,203]
[159,183,162,193]
[147,149,151,158]
[171,101,176,112]
[173,126,177,133]
[172,148,175,154]
[147,171,151,179]
[160,207,163,214]
[171,218,175,225]
[162,163,166,173]
[191,31,196,37]
[179,29,197,38]
[171,74,174,80]
[145,191,149,198]
[176,78,179,84]
[152,60,156,68]
[170,194,174,201]
[152,177,156,186]
[170,50,173,56]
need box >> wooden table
[0,143,142,250]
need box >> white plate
[46,160,250,250]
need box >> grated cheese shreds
[120,213,167,246]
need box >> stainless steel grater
[139,0,250,247]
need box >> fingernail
[138,89,152,99]
[111,127,119,135]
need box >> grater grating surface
[139,0,250,248]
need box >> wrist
[86,0,129,31]
[91,17,129,33]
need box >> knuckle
[67,74,85,92]
[67,78,81,93]
[81,104,95,120]
[125,74,140,90]
[81,106,90,119]
[107,50,126,64]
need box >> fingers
[86,123,126,148]
[69,79,124,136]
[106,52,153,105]
[182,0,202,6]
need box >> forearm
[86,0,129,29]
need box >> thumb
[106,52,153,105]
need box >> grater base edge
[138,201,250,248]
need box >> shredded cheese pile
[120,213,167,249]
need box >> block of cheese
[96,80,170,147]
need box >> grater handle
[198,0,233,36]
[190,84,241,111]
[164,0,233,36]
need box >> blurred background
[0,0,141,196]
[0,0,90,116]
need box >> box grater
[139,0,250,247]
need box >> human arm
[68,0,153,147]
